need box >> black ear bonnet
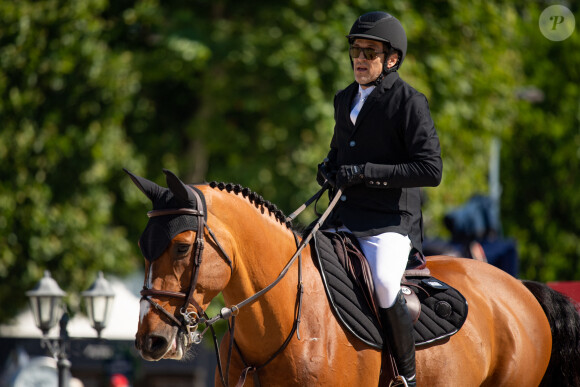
[124,169,207,261]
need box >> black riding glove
[336,164,365,188]
[317,159,337,187]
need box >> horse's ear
[163,169,195,207]
[123,168,165,202]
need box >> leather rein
[140,184,341,387]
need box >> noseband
[140,186,233,346]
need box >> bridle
[139,184,342,387]
[140,186,233,346]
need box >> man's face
[351,39,385,87]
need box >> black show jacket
[326,72,442,253]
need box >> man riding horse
[317,11,443,386]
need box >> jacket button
[369,181,375,185]
[340,195,347,201]
[383,182,388,186]
[349,140,356,147]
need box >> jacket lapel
[353,89,378,130]
[352,72,400,131]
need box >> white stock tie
[350,87,374,124]
[350,92,365,125]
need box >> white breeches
[339,227,412,308]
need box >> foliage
[500,3,580,281]
[102,0,352,214]
[0,0,144,322]
[1,0,579,324]
[398,1,524,235]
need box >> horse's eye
[175,243,192,258]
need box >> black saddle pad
[312,231,468,349]
[403,276,469,346]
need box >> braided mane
[209,182,292,229]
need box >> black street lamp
[26,271,115,387]
[82,271,115,338]
[26,271,66,336]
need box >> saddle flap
[314,231,384,349]
[329,231,380,319]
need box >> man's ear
[386,52,399,69]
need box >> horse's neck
[220,192,299,299]
[212,188,301,350]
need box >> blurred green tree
[0,0,144,322]
[501,3,580,281]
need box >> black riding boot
[379,291,417,387]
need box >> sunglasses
[349,46,386,60]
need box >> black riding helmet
[347,11,407,79]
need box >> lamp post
[26,271,115,387]
[82,271,115,338]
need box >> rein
[141,184,342,387]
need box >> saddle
[311,230,468,349]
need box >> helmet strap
[362,73,384,87]
[361,45,399,87]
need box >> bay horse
[127,169,580,386]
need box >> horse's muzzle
[136,326,182,361]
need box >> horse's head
[125,169,233,361]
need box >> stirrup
[389,375,410,387]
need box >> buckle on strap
[180,308,203,345]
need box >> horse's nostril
[146,334,169,354]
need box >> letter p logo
[550,15,565,31]
[540,6,575,41]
